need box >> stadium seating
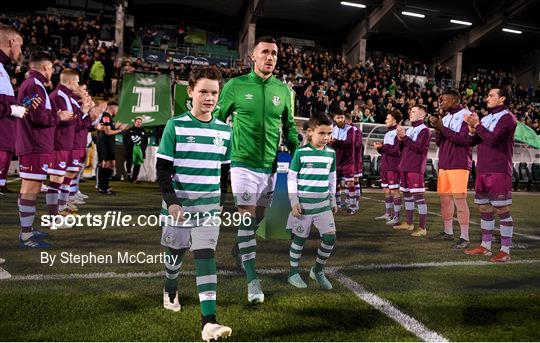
[424,159,437,191]
[362,155,375,188]
[512,166,519,191]
[518,162,532,191]
[370,156,381,187]
[531,163,540,191]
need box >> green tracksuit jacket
[214,70,299,172]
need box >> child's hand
[291,204,302,218]
[332,205,338,214]
[168,204,184,224]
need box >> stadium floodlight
[502,28,522,34]
[340,1,366,8]
[450,19,472,26]
[402,11,425,18]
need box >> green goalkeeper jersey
[214,70,299,172]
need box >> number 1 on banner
[132,87,159,113]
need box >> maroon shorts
[337,164,355,181]
[67,148,86,172]
[48,150,71,176]
[354,162,362,178]
[0,150,13,180]
[381,170,400,189]
[400,171,425,193]
[474,173,512,207]
[19,153,52,181]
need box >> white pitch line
[6,260,540,341]
[6,177,21,184]
[334,272,449,342]
[7,259,540,281]
[342,258,540,271]
[362,195,540,241]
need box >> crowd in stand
[276,43,540,133]
[0,14,119,98]
[1,14,539,133]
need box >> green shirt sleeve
[223,129,232,163]
[214,79,235,123]
[282,86,300,155]
[156,119,176,161]
[289,149,301,173]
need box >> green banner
[117,73,172,127]
[515,122,540,149]
[174,82,191,115]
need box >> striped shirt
[288,144,337,215]
[157,112,231,225]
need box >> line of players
[0,27,125,254]
[365,88,515,263]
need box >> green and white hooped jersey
[287,144,337,215]
[157,112,231,226]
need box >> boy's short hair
[188,66,223,89]
[308,112,333,129]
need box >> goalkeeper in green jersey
[286,112,338,290]
[214,36,300,304]
[156,67,232,342]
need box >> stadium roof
[7,0,540,67]
[129,0,539,62]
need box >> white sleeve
[328,170,337,208]
[287,170,299,206]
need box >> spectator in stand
[89,53,105,96]
[351,104,362,123]
[361,108,375,123]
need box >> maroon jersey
[377,125,401,172]
[354,125,363,174]
[398,120,431,174]
[468,105,516,176]
[50,84,77,151]
[435,105,472,170]
[72,95,93,149]
[16,70,58,156]
[331,124,356,167]
[0,50,17,152]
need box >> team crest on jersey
[272,96,281,106]
[213,133,224,147]
[242,191,251,201]
[186,136,196,143]
[295,225,304,233]
[244,93,254,100]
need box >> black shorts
[97,141,115,162]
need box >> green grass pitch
[0,178,539,341]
